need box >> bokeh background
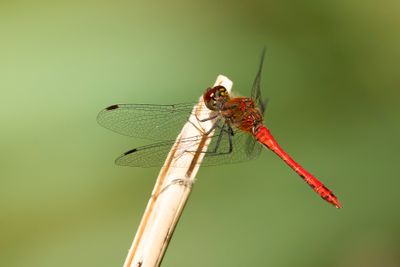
[1,1,399,266]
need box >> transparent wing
[97,103,211,141]
[202,127,262,167]
[115,123,262,168]
[250,48,267,114]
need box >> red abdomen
[254,125,341,208]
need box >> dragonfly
[97,50,341,208]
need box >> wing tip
[124,148,138,155]
[106,104,119,111]
[115,148,138,166]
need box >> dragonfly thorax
[203,85,230,111]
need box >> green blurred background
[1,1,399,266]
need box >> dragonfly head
[203,85,230,111]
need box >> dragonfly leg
[215,125,233,154]
[188,123,234,156]
[188,116,223,137]
[187,115,221,136]
[226,126,234,153]
[195,112,219,122]
[208,123,227,153]
[183,120,227,155]
[183,118,236,156]
[205,124,234,156]
[204,118,222,135]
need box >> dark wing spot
[106,104,119,111]
[124,148,138,155]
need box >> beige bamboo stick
[123,75,233,267]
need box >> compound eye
[218,87,228,97]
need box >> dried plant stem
[123,75,233,267]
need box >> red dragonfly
[98,50,341,208]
